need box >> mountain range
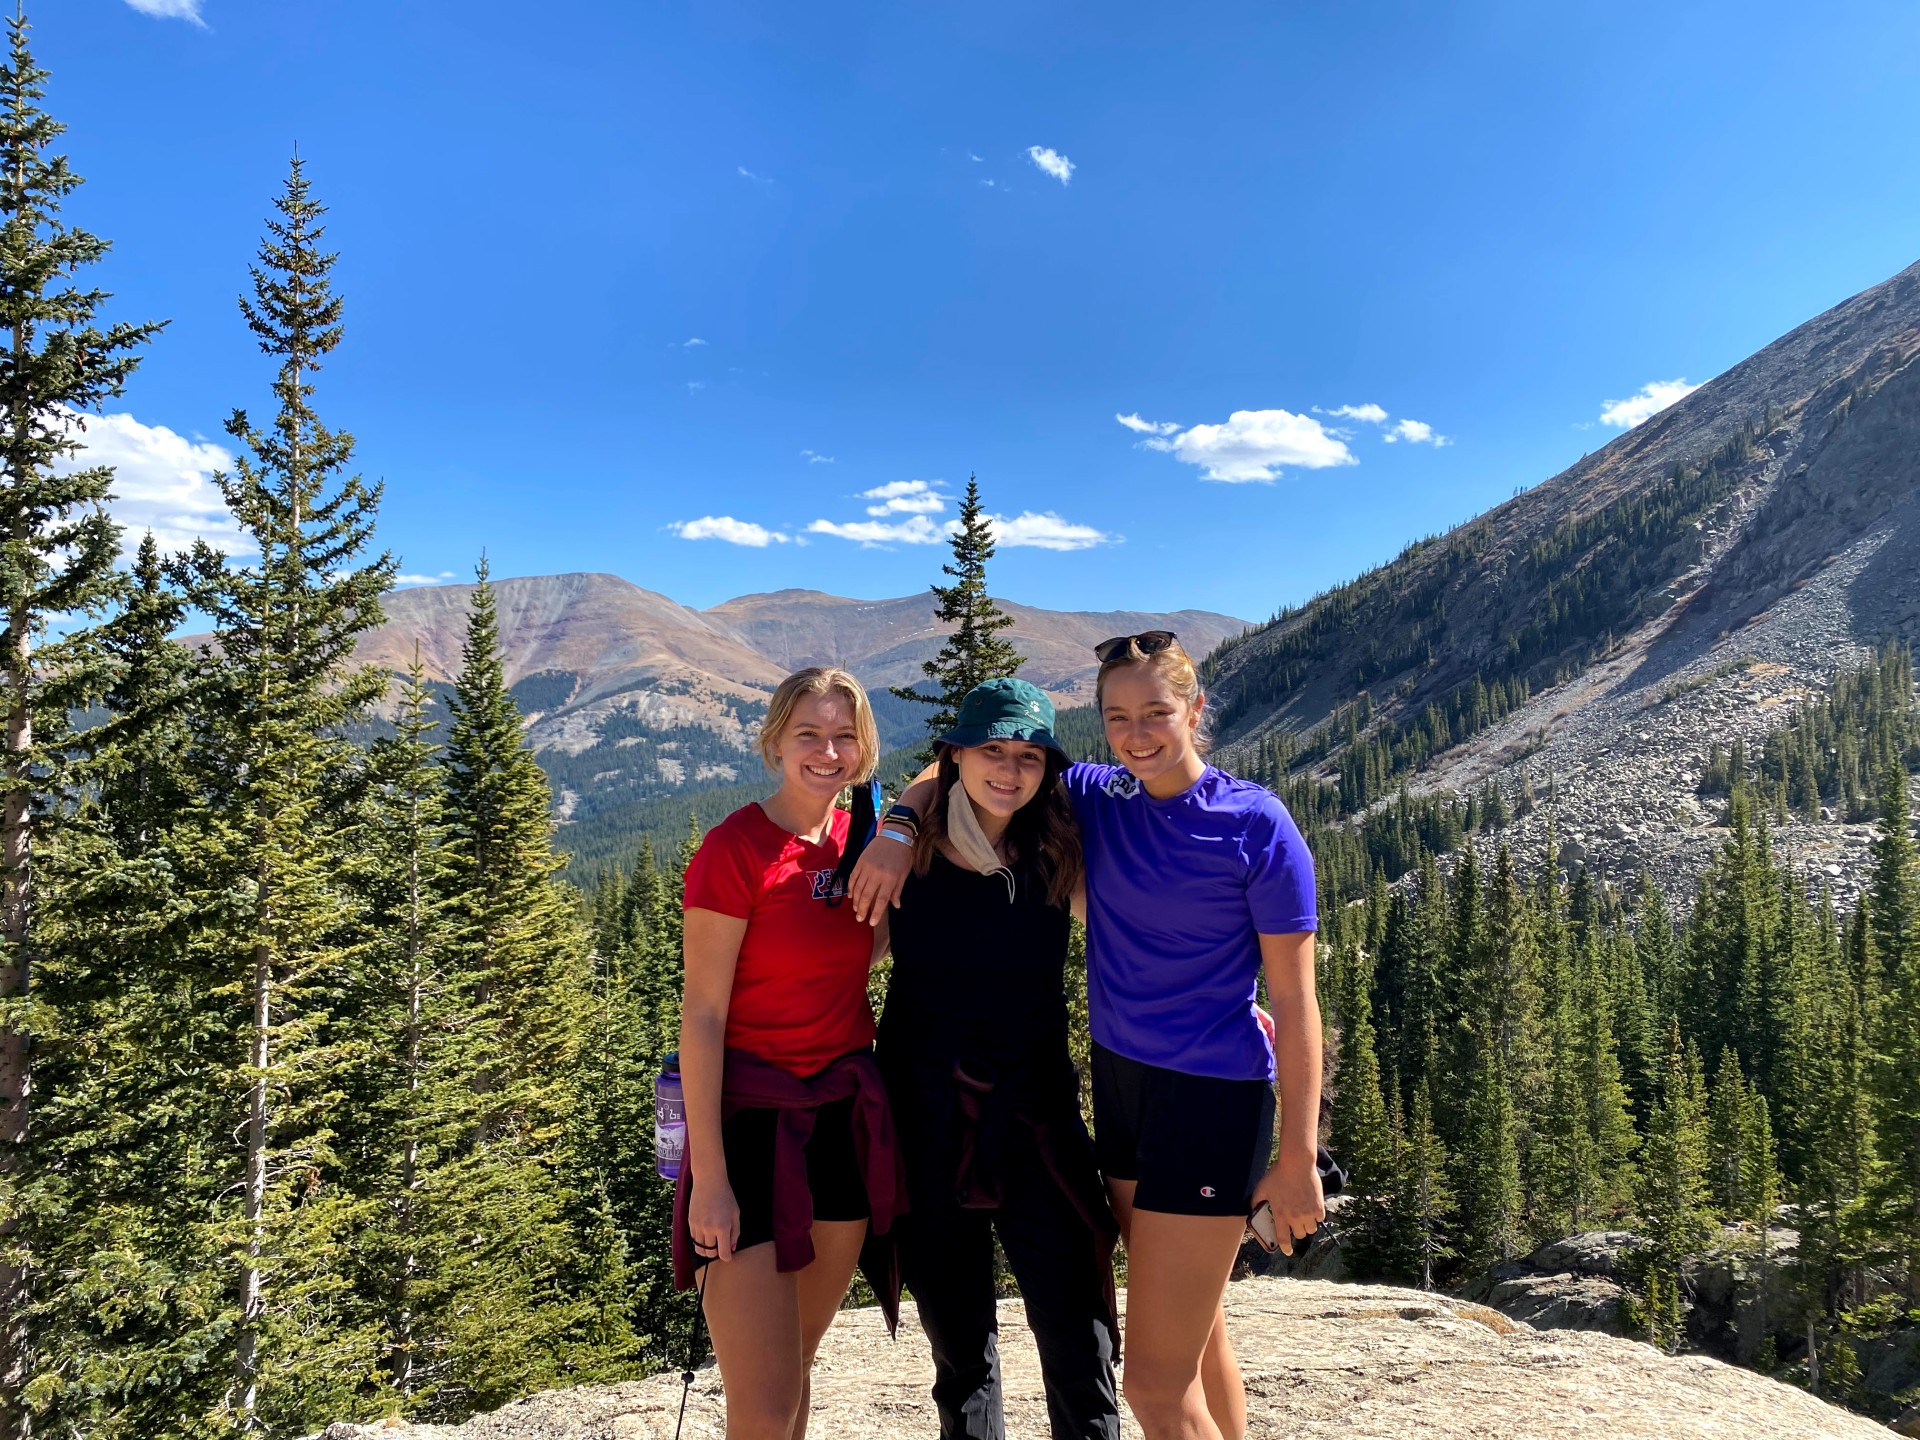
[356,577,1247,853]
[359,256,1920,892]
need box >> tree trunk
[395,810,423,1398]
[234,896,272,1428]
[1,616,33,1440]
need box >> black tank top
[876,848,1074,1082]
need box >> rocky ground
[308,1277,1897,1440]
[1415,501,1920,908]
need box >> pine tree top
[890,475,1025,757]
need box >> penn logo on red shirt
[809,867,847,901]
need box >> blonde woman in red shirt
[676,667,904,1440]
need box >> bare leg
[701,1219,867,1440]
[790,1219,867,1440]
[1110,1184,1245,1440]
[702,1243,804,1440]
[1106,1178,1244,1440]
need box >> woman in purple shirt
[852,634,1324,1440]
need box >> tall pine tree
[890,476,1024,760]
[171,154,395,1431]
[0,16,163,1424]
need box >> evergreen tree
[1637,1025,1712,1340]
[0,15,163,1421]
[889,476,1024,759]
[26,541,226,1437]
[1705,1048,1751,1219]
[1389,1074,1457,1288]
[1869,767,1920,1301]
[342,650,563,1417]
[1328,937,1395,1276]
[440,560,637,1390]
[167,155,395,1432]
[1459,1053,1524,1266]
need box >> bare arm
[847,763,938,924]
[1250,930,1325,1255]
[681,907,749,1258]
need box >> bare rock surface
[309,1278,1889,1440]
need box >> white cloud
[801,449,834,464]
[52,410,245,557]
[124,0,205,22]
[686,381,706,392]
[1115,412,1180,436]
[671,516,791,547]
[737,166,774,187]
[806,515,950,547]
[1149,408,1357,483]
[980,179,1001,190]
[1322,403,1388,425]
[858,479,949,516]
[395,571,457,586]
[682,337,707,348]
[989,511,1114,551]
[859,479,941,500]
[1600,378,1699,429]
[967,151,984,162]
[1383,418,1450,446]
[1026,145,1074,185]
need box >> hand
[1249,1146,1325,1258]
[849,830,913,925]
[689,1176,741,1262]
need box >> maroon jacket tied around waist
[672,1047,908,1331]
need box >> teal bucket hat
[936,676,1068,756]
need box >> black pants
[899,1156,1118,1440]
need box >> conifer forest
[1,12,1918,1439]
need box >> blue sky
[49,0,1920,624]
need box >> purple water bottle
[655,1052,686,1180]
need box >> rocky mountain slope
[307,1278,1893,1439]
[1210,256,1920,899]
[357,575,1244,849]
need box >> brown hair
[1095,636,1212,756]
[913,744,1083,909]
[757,667,880,783]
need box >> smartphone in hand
[1246,1201,1279,1253]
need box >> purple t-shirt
[1065,762,1317,1082]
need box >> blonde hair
[1095,637,1213,756]
[758,667,881,782]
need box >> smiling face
[1101,662,1205,792]
[769,691,865,804]
[953,738,1051,828]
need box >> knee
[1121,1361,1198,1428]
[723,1385,803,1440]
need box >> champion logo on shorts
[1199,1185,1216,1198]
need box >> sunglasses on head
[1093,630,1178,664]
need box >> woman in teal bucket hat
[874,676,1121,1440]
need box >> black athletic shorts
[688,1094,870,1263]
[1090,1041,1276,1218]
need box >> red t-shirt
[683,803,876,1076]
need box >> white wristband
[879,827,915,846]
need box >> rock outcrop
[309,1278,1890,1439]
